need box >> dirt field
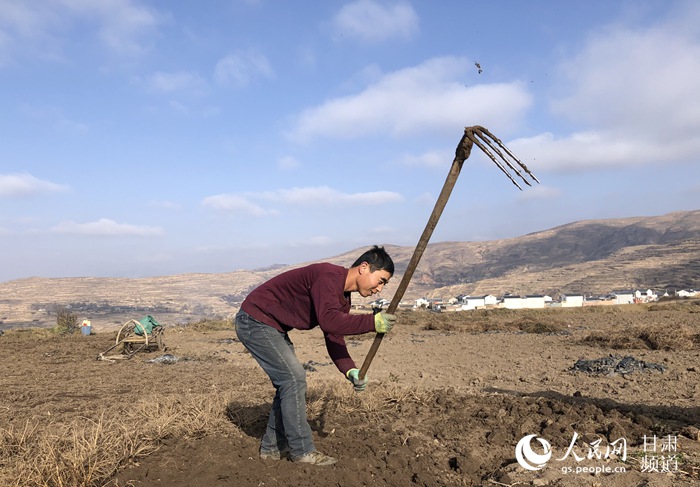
[1,301,699,486]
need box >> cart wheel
[125,336,149,355]
[122,340,144,354]
[156,331,166,351]
[116,319,149,355]
[116,320,134,345]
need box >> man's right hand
[346,368,367,392]
[374,312,396,334]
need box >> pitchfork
[358,126,540,380]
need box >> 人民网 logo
[515,434,552,470]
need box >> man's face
[358,262,391,297]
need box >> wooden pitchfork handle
[357,126,538,380]
[357,132,474,380]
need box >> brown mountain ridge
[1,209,698,329]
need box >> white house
[370,298,391,310]
[460,296,485,310]
[459,295,498,311]
[611,290,635,305]
[415,297,430,308]
[523,295,546,309]
[501,295,524,309]
[634,289,658,302]
[677,289,697,298]
[561,294,584,307]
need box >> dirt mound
[111,387,696,487]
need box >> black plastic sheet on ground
[571,355,666,375]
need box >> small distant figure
[475,62,483,74]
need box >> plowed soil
[1,302,699,486]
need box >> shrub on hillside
[53,305,79,335]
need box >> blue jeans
[234,310,315,458]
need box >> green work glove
[374,312,396,334]
[346,368,368,392]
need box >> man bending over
[235,245,397,465]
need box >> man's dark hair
[351,245,394,275]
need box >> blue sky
[1,0,699,281]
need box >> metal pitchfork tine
[466,125,540,189]
[357,125,540,381]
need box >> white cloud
[55,117,89,133]
[50,218,163,236]
[0,173,70,197]
[397,150,451,168]
[0,0,161,62]
[214,49,274,87]
[146,71,208,94]
[78,0,161,55]
[415,192,434,206]
[16,103,90,133]
[516,185,561,201]
[0,2,55,40]
[202,186,403,216]
[553,22,700,138]
[511,124,700,174]
[332,0,419,43]
[168,100,189,113]
[201,194,279,216]
[289,235,333,247]
[368,225,395,235]
[259,186,403,206]
[135,251,172,264]
[509,131,681,172]
[533,2,700,171]
[287,56,532,142]
[277,156,301,171]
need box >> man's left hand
[374,312,396,334]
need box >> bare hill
[394,209,700,298]
[1,210,698,329]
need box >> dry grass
[403,300,700,341]
[512,318,566,334]
[0,382,435,487]
[638,323,700,351]
[647,298,700,313]
[0,393,235,487]
[179,317,235,332]
[1,415,155,487]
[306,382,436,423]
[582,322,700,351]
[397,309,566,334]
[581,331,647,350]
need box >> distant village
[368,288,698,312]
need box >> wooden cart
[97,316,166,361]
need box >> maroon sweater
[241,263,375,374]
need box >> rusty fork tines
[462,125,540,190]
[357,124,540,381]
